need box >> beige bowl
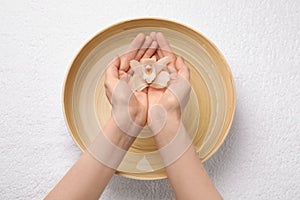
[63,18,236,180]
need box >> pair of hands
[104,32,190,136]
[46,33,221,200]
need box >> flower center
[145,65,153,75]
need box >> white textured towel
[0,0,299,199]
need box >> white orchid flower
[129,56,171,91]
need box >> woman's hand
[147,32,191,143]
[148,32,190,118]
[104,33,158,131]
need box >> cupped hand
[104,33,158,129]
[148,32,191,123]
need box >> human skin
[45,33,155,200]
[45,33,222,200]
[148,32,222,200]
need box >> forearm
[164,146,222,200]
[45,117,134,200]
[154,115,222,200]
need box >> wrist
[111,104,145,137]
[87,116,136,169]
[105,117,136,150]
[153,114,182,148]
[159,97,182,121]
[129,106,147,127]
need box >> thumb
[106,56,120,81]
[175,57,190,81]
[104,56,121,102]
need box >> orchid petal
[151,71,170,89]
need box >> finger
[152,53,158,60]
[105,56,120,102]
[150,32,164,58]
[150,32,156,40]
[157,48,164,59]
[142,40,158,58]
[105,56,120,81]
[135,36,152,60]
[120,33,145,71]
[156,32,176,62]
[175,57,190,80]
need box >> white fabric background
[0,0,299,199]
